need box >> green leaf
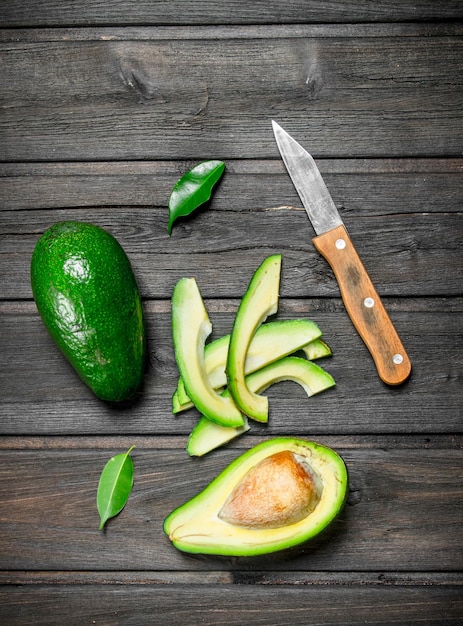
[168,160,225,235]
[97,446,135,530]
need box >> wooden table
[1,3,462,624]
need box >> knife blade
[272,120,411,385]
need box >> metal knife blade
[272,120,411,385]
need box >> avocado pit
[218,450,322,529]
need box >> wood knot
[119,59,164,104]
[305,71,323,99]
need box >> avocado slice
[173,318,324,412]
[30,221,145,401]
[172,277,244,428]
[303,338,332,361]
[187,356,335,456]
[226,254,282,422]
[164,437,348,556]
[186,413,250,457]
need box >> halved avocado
[171,277,244,427]
[187,357,335,456]
[164,437,348,556]
[226,255,282,422]
[173,318,323,412]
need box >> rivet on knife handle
[313,224,412,385]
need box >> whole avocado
[31,221,146,401]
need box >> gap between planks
[2,297,463,316]
[1,158,462,177]
[0,571,461,587]
[0,434,460,451]
[1,23,463,43]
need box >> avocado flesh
[164,438,348,556]
[173,318,323,411]
[226,255,282,422]
[187,357,335,456]
[172,277,244,428]
[186,414,250,457]
[30,221,145,401]
[303,338,332,361]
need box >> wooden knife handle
[313,224,411,385]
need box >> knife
[272,120,411,385]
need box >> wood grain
[0,445,461,572]
[1,159,462,213]
[313,224,412,385]
[1,28,462,160]
[3,1,463,26]
[1,209,462,299]
[1,583,462,625]
[1,300,461,434]
[1,6,462,624]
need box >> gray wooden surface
[1,2,462,624]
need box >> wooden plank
[1,209,461,299]
[1,299,462,434]
[2,159,462,213]
[2,1,463,27]
[0,445,461,572]
[0,582,462,625]
[1,30,462,160]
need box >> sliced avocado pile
[171,255,335,456]
[164,437,348,556]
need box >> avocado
[186,413,250,457]
[303,338,332,361]
[226,254,282,422]
[164,437,348,556]
[31,221,145,401]
[171,277,244,427]
[173,318,323,412]
[187,356,335,456]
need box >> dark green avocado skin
[31,221,146,402]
